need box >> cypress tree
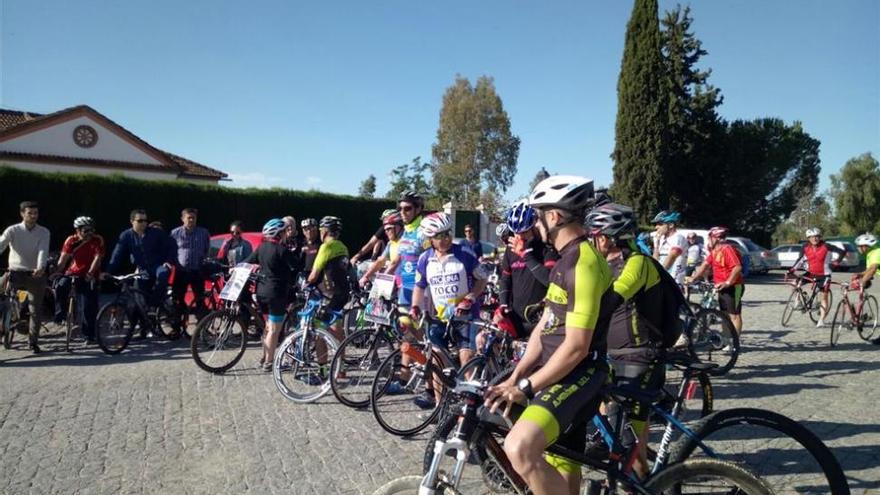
[611,0,668,223]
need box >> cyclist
[246,218,298,371]
[299,218,321,274]
[52,216,104,345]
[687,226,745,337]
[306,216,351,363]
[393,191,431,324]
[854,233,879,289]
[217,220,253,267]
[409,212,488,409]
[651,210,687,285]
[0,201,51,353]
[790,228,845,327]
[349,209,399,266]
[496,200,557,339]
[684,232,705,298]
[358,212,404,286]
[485,175,614,495]
[107,209,176,336]
[587,202,680,479]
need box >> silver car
[727,237,777,274]
[827,241,860,271]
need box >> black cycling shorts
[718,284,745,315]
[258,296,287,319]
[611,361,666,424]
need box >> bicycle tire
[371,346,450,437]
[330,328,396,408]
[95,302,134,354]
[857,295,879,341]
[808,289,831,324]
[687,309,739,376]
[273,327,339,403]
[781,288,801,327]
[191,309,248,374]
[652,368,713,429]
[829,300,847,347]
[644,458,773,494]
[370,475,458,495]
[668,407,850,495]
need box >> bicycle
[0,269,28,349]
[377,371,772,494]
[830,280,879,346]
[52,274,95,352]
[272,286,344,403]
[781,271,832,327]
[94,273,178,354]
[681,284,740,376]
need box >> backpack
[633,254,688,349]
[739,249,751,277]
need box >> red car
[178,232,265,308]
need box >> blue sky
[1,1,877,201]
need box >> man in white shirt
[651,210,687,285]
[0,201,51,353]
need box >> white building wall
[0,116,164,165]
[1,160,178,181]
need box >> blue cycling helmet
[262,218,286,238]
[651,210,681,224]
[506,200,537,234]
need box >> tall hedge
[0,166,393,255]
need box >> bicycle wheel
[857,295,879,341]
[273,327,339,403]
[371,345,449,437]
[191,309,248,373]
[781,289,802,327]
[370,476,459,495]
[653,368,713,428]
[95,302,135,354]
[643,458,772,494]
[330,327,396,408]
[668,407,850,495]
[808,290,831,324]
[687,309,739,376]
[829,300,848,347]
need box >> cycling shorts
[610,361,666,430]
[718,284,744,315]
[258,296,287,321]
[813,275,832,292]
[428,319,477,351]
[518,361,608,472]
[326,293,347,313]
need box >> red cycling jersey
[796,242,844,276]
[708,243,743,286]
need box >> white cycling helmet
[529,175,594,212]
[73,216,95,229]
[855,233,877,247]
[419,212,452,238]
[805,228,821,238]
[262,218,286,238]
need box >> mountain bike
[830,280,879,346]
[0,269,28,349]
[95,273,177,354]
[51,274,95,352]
[681,284,739,376]
[781,271,832,326]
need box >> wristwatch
[516,378,534,400]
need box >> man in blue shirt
[107,209,176,309]
[170,208,211,324]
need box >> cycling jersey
[395,215,430,306]
[246,239,298,302]
[656,231,688,284]
[499,238,557,336]
[686,243,704,267]
[300,239,321,273]
[415,244,483,320]
[707,242,744,286]
[866,247,880,273]
[61,234,105,276]
[607,252,665,362]
[312,239,351,301]
[540,236,614,366]
[382,238,401,265]
[795,242,845,276]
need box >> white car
[771,244,803,269]
[826,241,861,271]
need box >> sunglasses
[133,219,148,224]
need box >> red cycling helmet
[708,226,729,239]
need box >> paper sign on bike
[219,263,257,301]
[364,273,396,325]
[369,273,396,300]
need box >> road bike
[829,280,879,346]
[51,274,96,352]
[781,271,832,327]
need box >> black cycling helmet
[319,216,342,234]
[398,190,424,209]
[586,203,637,239]
[593,188,613,208]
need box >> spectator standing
[170,208,211,324]
[0,201,50,353]
[462,224,484,258]
[217,220,253,266]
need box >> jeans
[53,276,99,339]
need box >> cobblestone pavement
[1,273,878,494]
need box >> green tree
[830,152,880,234]
[386,156,433,201]
[431,76,520,208]
[528,167,551,192]
[358,174,376,198]
[772,190,837,245]
[612,0,668,223]
[660,5,724,218]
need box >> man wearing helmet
[687,227,745,336]
[790,228,845,327]
[854,233,879,290]
[52,216,105,344]
[651,210,688,286]
[247,218,299,371]
[496,200,558,339]
[392,191,432,321]
[299,218,321,274]
[485,176,614,495]
[307,216,351,356]
[0,201,50,353]
[350,209,398,265]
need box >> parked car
[209,232,265,260]
[771,244,803,269]
[826,241,860,271]
[727,237,775,274]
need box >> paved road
[1,273,878,494]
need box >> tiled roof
[0,106,227,180]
